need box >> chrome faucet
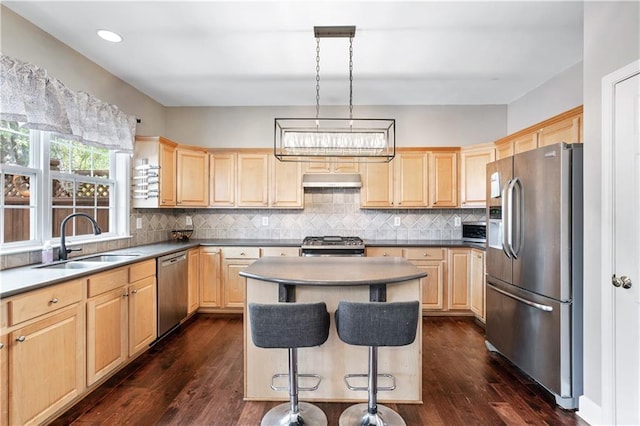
[59,213,102,261]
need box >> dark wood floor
[52,315,587,426]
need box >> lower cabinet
[221,247,260,308]
[0,333,7,426]
[199,247,222,308]
[470,248,486,322]
[187,248,200,314]
[127,275,157,356]
[404,248,446,310]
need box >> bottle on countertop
[42,240,54,263]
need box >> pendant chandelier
[274,26,395,163]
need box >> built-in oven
[301,236,365,257]
[462,221,487,243]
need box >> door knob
[621,276,633,289]
[612,274,622,287]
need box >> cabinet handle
[423,253,428,257]
[383,253,388,256]
[123,293,129,297]
[280,253,285,256]
[16,336,26,343]
[50,297,58,304]
[240,252,245,256]
[131,289,138,294]
[0,343,4,349]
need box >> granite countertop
[0,238,483,298]
[240,256,427,286]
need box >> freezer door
[512,143,576,301]
[486,156,513,284]
[486,279,580,404]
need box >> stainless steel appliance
[462,221,486,243]
[301,236,365,256]
[485,142,583,409]
[157,251,188,338]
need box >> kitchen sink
[36,261,102,270]
[80,254,141,262]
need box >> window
[0,120,130,252]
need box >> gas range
[301,236,365,256]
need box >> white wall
[508,62,583,133]
[0,6,166,136]
[581,2,639,423]
[165,105,507,148]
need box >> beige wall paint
[164,104,507,148]
[0,6,166,136]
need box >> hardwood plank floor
[51,315,587,426]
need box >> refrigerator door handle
[488,283,554,312]
[501,179,512,258]
[508,178,523,258]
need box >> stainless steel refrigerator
[485,142,583,409]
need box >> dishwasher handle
[160,253,187,267]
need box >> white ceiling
[4,1,584,107]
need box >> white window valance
[0,54,136,153]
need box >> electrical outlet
[136,218,142,229]
[262,217,269,226]
[454,216,461,227]
[394,216,401,227]
[185,216,192,226]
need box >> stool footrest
[344,373,397,391]
[270,373,322,392]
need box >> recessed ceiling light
[97,29,123,43]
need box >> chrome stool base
[339,403,406,426]
[261,401,328,426]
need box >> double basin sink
[35,254,141,270]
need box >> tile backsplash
[1,188,485,269]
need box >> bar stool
[335,300,420,426]
[249,302,331,426]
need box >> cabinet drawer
[261,247,300,257]
[7,279,83,326]
[129,259,156,282]
[222,247,260,259]
[88,267,129,298]
[404,247,446,261]
[366,247,404,257]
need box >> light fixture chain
[349,36,354,121]
[316,37,321,123]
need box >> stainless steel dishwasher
[157,251,188,338]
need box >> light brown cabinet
[538,113,582,147]
[470,248,486,322]
[176,147,209,207]
[221,247,260,308]
[448,249,470,310]
[304,158,359,173]
[127,274,156,356]
[187,248,200,314]
[404,248,446,310]
[429,151,458,207]
[0,334,7,426]
[209,152,236,207]
[199,247,222,308]
[460,144,495,207]
[237,153,269,207]
[395,152,429,207]
[3,279,85,426]
[270,157,303,208]
[360,161,393,208]
[133,136,177,208]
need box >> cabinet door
[460,146,495,207]
[237,153,268,207]
[87,288,127,386]
[395,152,429,207]
[210,153,236,207]
[199,247,221,307]
[448,249,470,310]
[360,162,393,208]
[222,259,255,308]
[495,140,514,160]
[270,158,303,208]
[470,249,486,321]
[128,276,157,357]
[9,305,84,425]
[513,132,539,154]
[304,159,332,173]
[159,141,176,206]
[429,152,458,207]
[415,262,444,310]
[538,114,582,147]
[1,334,8,426]
[333,160,359,173]
[176,148,209,206]
[187,249,200,314]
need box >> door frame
[600,58,640,424]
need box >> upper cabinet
[270,157,303,208]
[304,158,359,174]
[395,151,429,208]
[209,152,236,207]
[176,147,209,207]
[495,106,583,160]
[237,153,269,207]
[460,143,495,208]
[360,161,394,208]
[429,151,458,208]
[133,136,177,208]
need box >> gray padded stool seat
[335,300,420,426]
[249,302,330,426]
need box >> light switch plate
[454,216,461,227]
[262,217,269,226]
[394,216,401,226]
[136,218,142,229]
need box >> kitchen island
[240,256,427,403]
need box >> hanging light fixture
[274,26,395,163]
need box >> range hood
[302,173,362,188]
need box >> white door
[603,62,640,424]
